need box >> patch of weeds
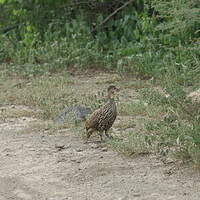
[188,145,200,166]
[135,84,200,165]
[0,73,75,119]
[95,74,122,85]
[146,105,168,119]
[118,101,166,119]
[140,88,169,106]
[0,105,41,120]
[145,113,200,163]
[118,102,148,116]
[0,67,8,83]
[108,131,155,156]
[123,80,151,90]
[114,119,136,130]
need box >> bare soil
[0,72,200,200]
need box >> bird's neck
[107,95,115,103]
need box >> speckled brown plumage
[85,85,119,142]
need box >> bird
[85,85,120,142]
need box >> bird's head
[107,85,120,99]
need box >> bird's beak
[116,87,120,92]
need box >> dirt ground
[1,72,200,200]
[1,115,200,200]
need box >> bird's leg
[99,132,103,142]
[87,131,93,140]
[84,129,93,143]
[105,131,113,139]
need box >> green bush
[0,0,199,82]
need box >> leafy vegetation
[0,0,199,80]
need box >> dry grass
[0,68,161,156]
[2,68,199,165]
[0,72,76,119]
[0,105,41,120]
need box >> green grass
[118,101,167,119]
[107,132,155,156]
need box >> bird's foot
[105,133,113,139]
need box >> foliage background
[0,0,199,81]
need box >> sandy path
[0,116,200,200]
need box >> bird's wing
[85,108,102,130]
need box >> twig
[99,0,134,28]
[92,0,134,36]
[1,24,23,34]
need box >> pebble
[101,147,108,152]
[133,193,141,197]
[70,158,81,163]
[55,144,67,151]
[76,149,83,152]
[90,144,99,149]
[57,158,67,163]
[70,158,77,162]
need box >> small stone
[142,172,147,176]
[133,193,141,197]
[70,158,81,163]
[101,147,108,152]
[55,144,65,151]
[91,144,99,149]
[76,149,83,152]
[57,158,67,163]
